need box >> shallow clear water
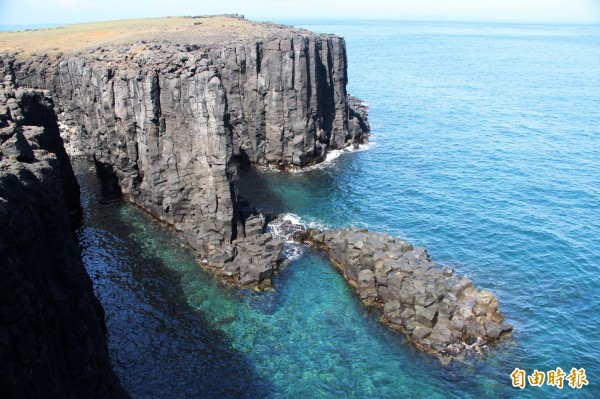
[76,21,600,398]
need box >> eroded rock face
[300,228,512,358]
[0,85,128,397]
[0,19,369,285]
[0,75,81,225]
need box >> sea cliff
[1,16,369,285]
[0,83,128,397]
[0,16,509,364]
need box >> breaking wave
[266,213,326,261]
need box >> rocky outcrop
[296,227,512,358]
[0,74,81,225]
[0,85,128,397]
[347,95,370,147]
[0,17,369,285]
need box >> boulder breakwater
[292,226,513,358]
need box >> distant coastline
[0,23,65,32]
[3,18,599,34]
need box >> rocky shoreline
[0,16,510,386]
[285,225,513,358]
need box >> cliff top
[0,16,317,56]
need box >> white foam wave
[280,213,327,229]
[267,214,304,243]
[279,213,303,225]
[289,141,374,173]
[267,213,327,243]
[266,213,330,262]
[259,140,373,174]
[325,148,345,162]
[283,244,304,261]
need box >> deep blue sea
[75,21,600,398]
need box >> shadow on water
[72,160,527,399]
[237,161,347,220]
[237,150,373,231]
[73,159,274,399]
[238,166,289,215]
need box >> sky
[1,0,599,27]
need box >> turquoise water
[77,21,600,398]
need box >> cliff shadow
[73,159,276,399]
[236,165,289,216]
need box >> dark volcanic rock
[0,17,369,285]
[0,85,128,398]
[300,227,512,358]
[0,80,82,225]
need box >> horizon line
[1,15,599,32]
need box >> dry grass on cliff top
[0,17,280,55]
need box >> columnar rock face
[0,85,128,397]
[0,17,368,284]
[299,228,512,357]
